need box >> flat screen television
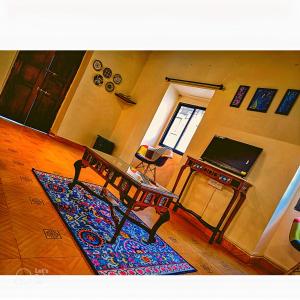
[201,136,263,177]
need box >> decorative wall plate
[113,74,122,85]
[105,81,115,92]
[103,67,112,78]
[93,74,103,86]
[93,60,103,71]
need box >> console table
[172,156,252,244]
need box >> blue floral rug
[32,169,196,275]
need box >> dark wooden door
[0,51,85,133]
[0,51,55,124]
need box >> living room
[0,50,299,277]
[0,1,300,297]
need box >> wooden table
[172,156,252,244]
[68,147,178,244]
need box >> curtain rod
[165,77,224,90]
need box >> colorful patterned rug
[32,169,196,275]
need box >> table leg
[216,192,246,244]
[172,164,188,193]
[109,206,132,244]
[173,168,194,212]
[209,189,239,244]
[68,160,86,190]
[99,179,109,197]
[146,210,170,244]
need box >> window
[159,103,206,155]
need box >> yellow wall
[0,51,17,94]
[55,51,149,146]
[111,51,300,259]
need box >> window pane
[175,109,205,153]
[162,106,194,148]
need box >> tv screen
[201,136,263,177]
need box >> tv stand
[172,156,252,244]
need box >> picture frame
[230,85,250,108]
[275,89,300,115]
[247,88,277,113]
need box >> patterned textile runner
[33,169,196,275]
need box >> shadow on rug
[32,169,196,275]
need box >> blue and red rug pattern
[32,169,196,275]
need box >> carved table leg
[68,160,86,190]
[101,187,120,228]
[209,189,239,244]
[216,192,246,244]
[173,167,193,212]
[99,179,109,197]
[108,206,132,244]
[172,164,187,193]
[146,210,170,244]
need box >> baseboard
[220,238,252,264]
[249,256,284,275]
[49,133,85,151]
[174,206,285,274]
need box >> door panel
[19,51,53,66]
[19,64,41,84]
[0,51,54,123]
[25,51,85,132]
[24,92,57,132]
[0,51,85,133]
[49,51,83,79]
[4,83,32,120]
[42,75,64,98]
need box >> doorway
[0,51,85,133]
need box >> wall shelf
[115,92,136,105]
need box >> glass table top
[87,147,178,198]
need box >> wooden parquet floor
[0,117,267,275]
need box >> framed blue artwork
[230,85,250,108]
[275,89,300,115]
[247,88,277,113]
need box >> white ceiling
[172,83,215,99]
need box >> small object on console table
[172,156,252,244]
[115,92,137,105]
